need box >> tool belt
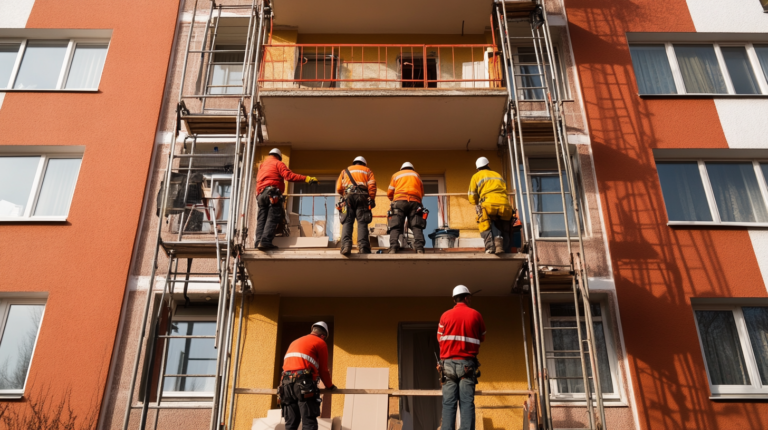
[440,358,481,383]
[260,186,284,206]
[277,369,318,407]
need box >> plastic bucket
[428,229,460,248]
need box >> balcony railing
[259,44,504,90]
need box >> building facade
[0,0,181,427]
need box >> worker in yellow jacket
[468,157,514,254]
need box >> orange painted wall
[564,0,768,428]
[0,0,180,423]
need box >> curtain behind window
[629,45,677,94]
[706,162,768,223]
[65,44,108,89]
[721,46,759,95]
[655,162,712,222]
[695,310,750,385]
[551,320,614,394]
[755,45,768,84]
[743,307,768,385]
[674,45,727,94]
[34,158,81,216]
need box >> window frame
[1,38,110,91]
[421,176,448,228]
[509,45,570,101]
[288,176,340,241]
[543,300,624,404]
[0,152,83,222]
[161,305,218,399]
[692,304,768,397]
[0,298,47,399]
[657,158,768,227]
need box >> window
[545,302,619,401]
[163,306,217,397]
[294,52,339,89]
[656,160,768,225]
[0,154,83,220]
[0,39,108,90]
[398,54,437,88]
[518,158,581,238]
[510,46,569,100]
[693,304,768,396]
[209,45,245,95]
[421,178,447,247]
[0,299,46,397]
[629,43,768,95]
[289,178,338,241]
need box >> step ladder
[495,1,608,429]
[121,1,268,430]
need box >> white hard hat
[312,321,329,335]
[452,285,471,297]
[401,162,414,170]
[269,148,282,157]
[354,156,367,165]
[475,157,490,169]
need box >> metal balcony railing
[258,44,505,90]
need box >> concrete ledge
[259,88,509,98]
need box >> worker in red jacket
[255,148,317,250]
[279,322,337,430]
[437,285,486,430]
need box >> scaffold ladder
[121,1,268,430]
[495,1,608,429]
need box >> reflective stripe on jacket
[283,334,333,387]
[387,169,424,203]
[336,165,377,200]
[256,155,306,194]
[468,169,510,206]
[438,303,486,360]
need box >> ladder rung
[174,154,236,158]
[548,376,592,380]
[546,356,582,360]
[163,374,216,378]
[529,191,570,195]
[543,327,578,330]
[158,335,216,339]
[536,263,571,266]
[165,279,221,284]
[548,350,581,353]
[531,211,565,214]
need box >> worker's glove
[329,385,338,391]
[368,198,376,209]
[305,176,318,185]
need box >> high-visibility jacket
[437,303,486,360]
[387,169,424,203]
[468,169,510,207]
[336,165,377,200]
[256,155,306,194]
[283,334,333,388]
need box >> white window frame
[161,304,217,399]
[659,159,768,227]
[0,152,83,222]
[509,45,570,101]
[421,176,448,228]
[635,42,768,95]
[288,176,340,241]
[543,300,624,404]
[1,38,110,91]
[0,298,47,399]
[692,304,768,398]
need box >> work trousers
[255,188,284,246]
[478,202,513,253]
[340,193,371,251]
[441,358,477,430]
[388,200,426,250]
[282,377,321,430]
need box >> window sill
[0,89,99,93]
[0,217,68,222]
[668,221,768,228]
[0,393,23,400]
[639,93,768,99]
[710,394,768,400]
[550,399,627,407]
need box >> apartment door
[399,323,441,430]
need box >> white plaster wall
[0,0,35,28]
[686,0,768,33]
[749,231,768,293]
[715,99,768,149]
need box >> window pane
[290,181,336,240]
[743,307,768,385]
[551,321,614,394]
[655,162,712,222]
[164,321,217,393]
[519,160,579,238]
[0,44,20,89]
[13,41,68,89]
[674,45,727,94]
[721,47,760,95]
[65,44,107,89]
[0,305,45,390]
[549,302,602,317]
[629,45,677,94]
[695,310,750,385]
[706,162,768,223]
[34,158,82,217]
[755,45,768,84]
[0,157,40,218]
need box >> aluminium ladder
[494,1,608,429]
[121,1,268,430]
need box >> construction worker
[336,156,377,255]
[255,148,317,250]
[279,322,337,430]
[468,157,514,254]
[386,162,426,254]
[437,286,486,430]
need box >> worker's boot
[387,247,398,254]
[340,245,352,256]
[359,248,371,254]
[416,248,425,254]
[494,237,504,255]
[257,242,278,251]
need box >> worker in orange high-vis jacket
[255,148,317,251]
[279,322,337,430]
[336,156,377,255]
[386,162,426,254]
[437,285,486,430]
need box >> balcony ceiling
[273,0,494,34]
[242,250,525,297]
[260,89,508,150]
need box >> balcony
[258,44,508,149]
